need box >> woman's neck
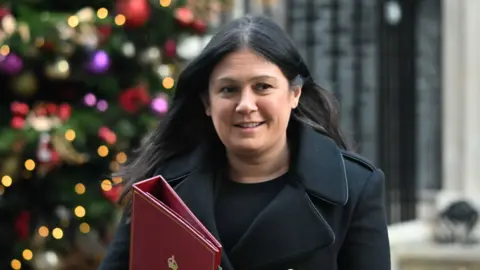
[226,140,290,184]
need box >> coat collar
[158,123,349,206]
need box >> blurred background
[0,0,479,269]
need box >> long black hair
[118,15,348,208]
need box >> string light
[38,226,49,237]
[162,77,175,89]
[1,175,12,187]
[97,145,109,157]
[97,8,108,19]
[65,129,76,141]
[79,222,90,234]
[74,206,86,218]
[115,14,126,26]
[75,183,86,195]
[58,60,69,73]
[52,228,63,239]
[24,159,36,171]
[116,152,127,164]
[160,0,172,7]
[0,44,10,56]
[101,179,112,191]
[67,15,79,27]
[22,249,33,261]
[112,177,122,184]
[10,259,21,270]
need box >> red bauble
[58,103,71,121]
[116,0,151,28]
[192,19,207,34]
[174,7,194,26]
[15,211,31,240]
[118,86,150,113]
[11,116,25,129]
[164,39,177,58]
[103,185,122,203]
[0,7,11,20]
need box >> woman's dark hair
[117,15,347,209]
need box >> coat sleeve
[98,216,131,270]
[338,169,391,270]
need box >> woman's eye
[254,83,271,91]
[220,86,236,93]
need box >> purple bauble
[0,53,23,75]
[151,96,169,114]
[87,50,110,73]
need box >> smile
[234,122,265,128]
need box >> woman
[99,15,391,270]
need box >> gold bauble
[10,71,38,97]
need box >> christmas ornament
[164,39,176,58]
[1,13,16,36]
[0,53,23,75]
[97,25,112,44]
[32,250,60,270]
[102,184,122,203]
[56,22,76,40]
[0,7,11,20]
[84,93,97,106]
[176,35,205,60]
[116,0,151,27]
[174,7,194,26]
[121,42,135,57]
[10,101,29,116]
[51,134,89,165]
[45,58,70,80]
[154,64,173,78]
[192,19,207,34]
[10,116,25,129]
[74,24,99,49]
[139,46,161,65]
[25,103,68,132]
[97,99,109,112]
[118,85,150,113]
[15,211,31,240]
[87,50,110,73]
[151,94,169,114]
[75,7,96,23]
[57,103,72,121]
[10,71,38,97]
[37,133,55,163]
[98,127,117,145]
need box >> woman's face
[206,49,301,156]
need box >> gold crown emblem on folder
[168,255,178,270]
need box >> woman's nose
[235,89,258,115]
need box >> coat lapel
[155,123,349,270]
[228,179,336,270]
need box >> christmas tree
[0,0,224,269]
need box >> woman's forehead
[210,50,284,82]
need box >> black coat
[99,125,391,270]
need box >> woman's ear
[200,94,211,116]
[291,87,302,109]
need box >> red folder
[130,175,222,270]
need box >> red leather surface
[130,176,222,270]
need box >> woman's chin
[227,142,264,156]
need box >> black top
[215,173,289,253]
